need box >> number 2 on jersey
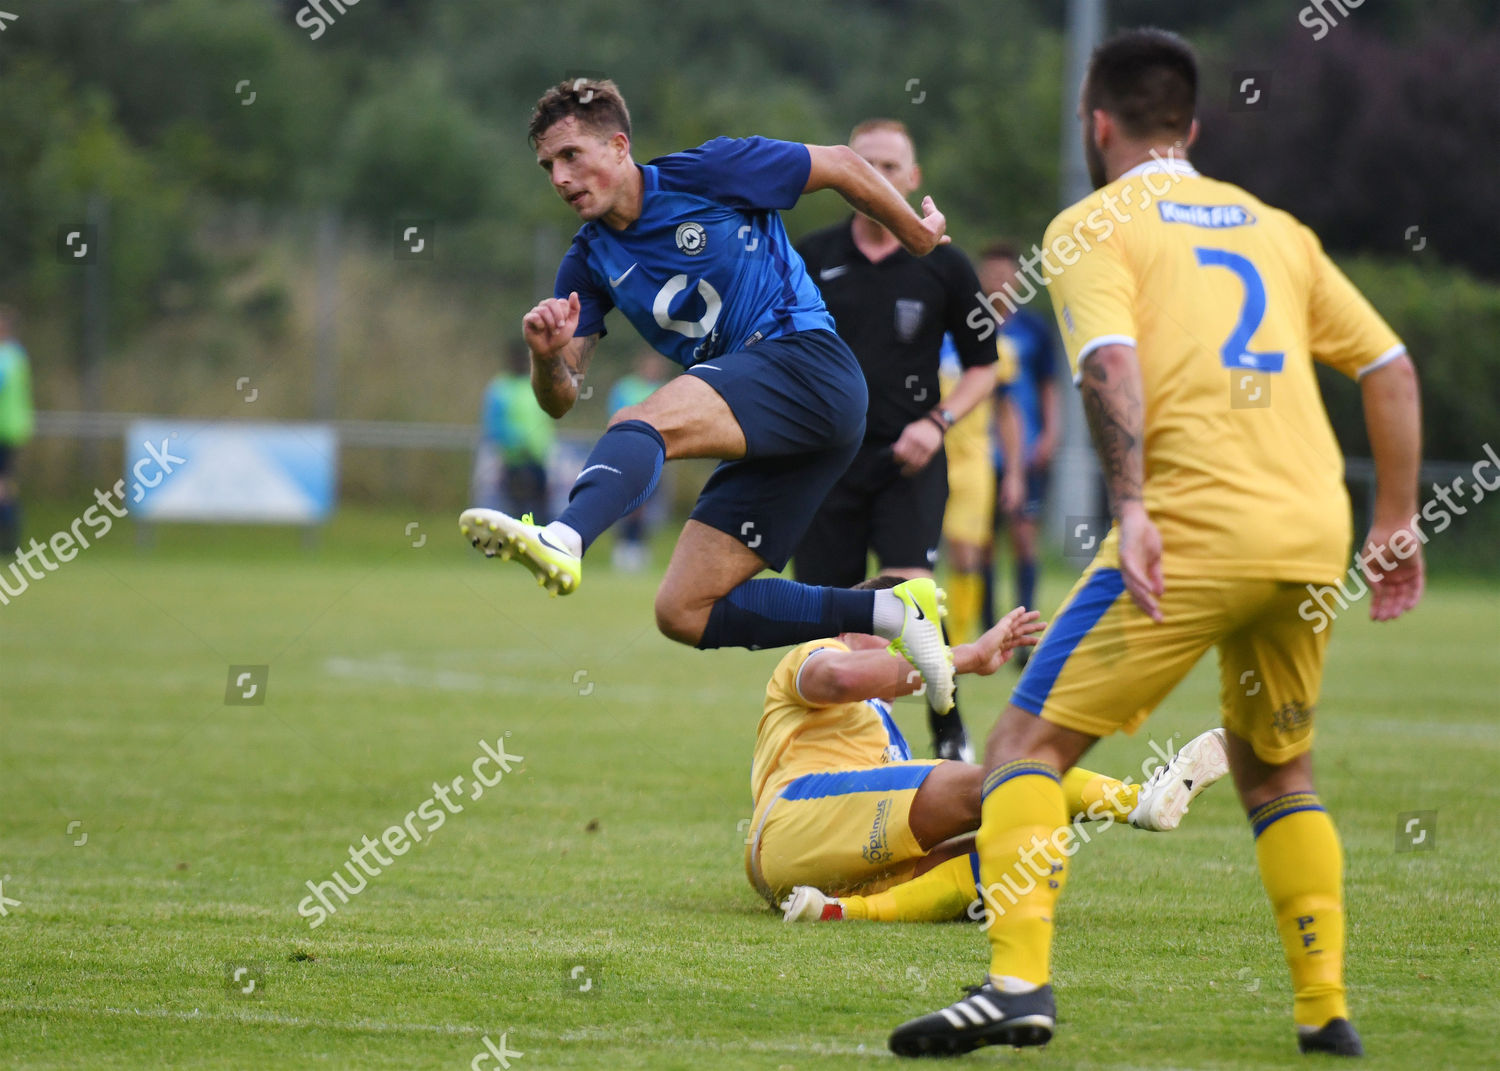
[1194,247,1284,373]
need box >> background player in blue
[459,79,957,707]
[978,243,1060,657]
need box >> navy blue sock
[980,555,997,632]
[696,580,875,650]
[0,499,18,553]
[557,420,665,553]
[1017,559,1038,612]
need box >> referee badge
[894,298,925,343]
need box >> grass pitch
[1,505,1496,1069]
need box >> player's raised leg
[464,371,739,592]
[653,520,949,698]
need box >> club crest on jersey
[675,221,708,255]
[894,298,925,343]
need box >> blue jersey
[995,310,1058,465]
[554,136,837,368]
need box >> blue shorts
[686,329,867,572]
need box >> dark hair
[852,574,906,592]
[528,78,631,146]
[980,240,1022,264]
[1083,28,1197,139]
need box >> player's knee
[607,404,647,429]
[653,592,705,646]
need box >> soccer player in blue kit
[461,79,959,705]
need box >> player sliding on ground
[459,79,958,708]
[890,29,1424,1059]
[744,577,1228,923]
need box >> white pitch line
[5,1003,879,1056]
[2,1001,485,1037]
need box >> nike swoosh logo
[819,265,850,281]
[912,601,926,622]
[537,533,569,555]
[609,263,637,287]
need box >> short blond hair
[849,118,914,149]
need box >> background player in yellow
[746,576,1229,925]
[892,28,1424,1059]
[938,333,1024,645]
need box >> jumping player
[460,80,957,707]
[891,30,1423,1058]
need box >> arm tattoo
[1080,356,1145,517]
[533,335,598,413]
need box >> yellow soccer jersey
[939,335,1019,465]
[749,640,912,815]
[1044,161,1405,583]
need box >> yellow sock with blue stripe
[841,853,978,922]
[1249,793,1348,1028]
[945,571,984,645]
[1061,765,1139,821]
[977,760,1068,988]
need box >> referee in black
[793,118,999,763]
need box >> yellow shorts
[1011,566,1330,764]
[942,445,995,548]
[745,761,943,903]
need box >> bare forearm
[1079,344,1146,518]
[1361,354,1422,524]
[1039,381,1061,450]
[807,145,927,251]
[941,365,998,424]
[995,395,1023,470]
[802,639,1007,705]
[803,650,926,704]
[530,336,596,419]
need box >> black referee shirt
[797,218,995,442]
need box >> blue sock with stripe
[696,579,875,650]
[557,420,665,553]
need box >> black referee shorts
[792,439,947,587]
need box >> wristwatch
[926,408,956,432]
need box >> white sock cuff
[542,521,583,558]
[871,589,905,638]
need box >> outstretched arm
[995,392,1026,514]
[796,607,1044,705]
[802,144,949,256]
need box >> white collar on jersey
[1117,154,1200,181]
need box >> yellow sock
[1250,794,1348,1028]
[841,853,977,922]
[976,761,1068,986]
[1061,766,1139,822]
[945,570,983,645]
